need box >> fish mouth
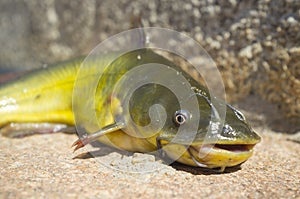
[186,143,257,171]
[210,143,255,152]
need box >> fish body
[0,58,79,126]
[0,49,261,170]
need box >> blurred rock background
[0,0,299,132]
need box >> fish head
[109,49,261,170]
[156,88,261,170]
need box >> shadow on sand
[73,142,241,175]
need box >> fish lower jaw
[195,143,256,155]
[187,143,256,170]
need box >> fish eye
[174,110,189,125]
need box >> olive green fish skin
[99,49,260,144]
[0,49,261,169]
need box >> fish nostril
[221,124,239,138]
[227,104,246,121]
[223,124,234,134]
[234,109,246,121]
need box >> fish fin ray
[156,135,175,158]
[72,122,125,152]
[0,122,70,138]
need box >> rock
[0,0,299,129]
[239,45,253,59]
[288,132,300,143]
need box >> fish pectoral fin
[0,123,70,138]
[72,122,125,152]
[156,135,174,158]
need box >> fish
[0,49,261,172]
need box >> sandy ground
[0,124,299,199]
